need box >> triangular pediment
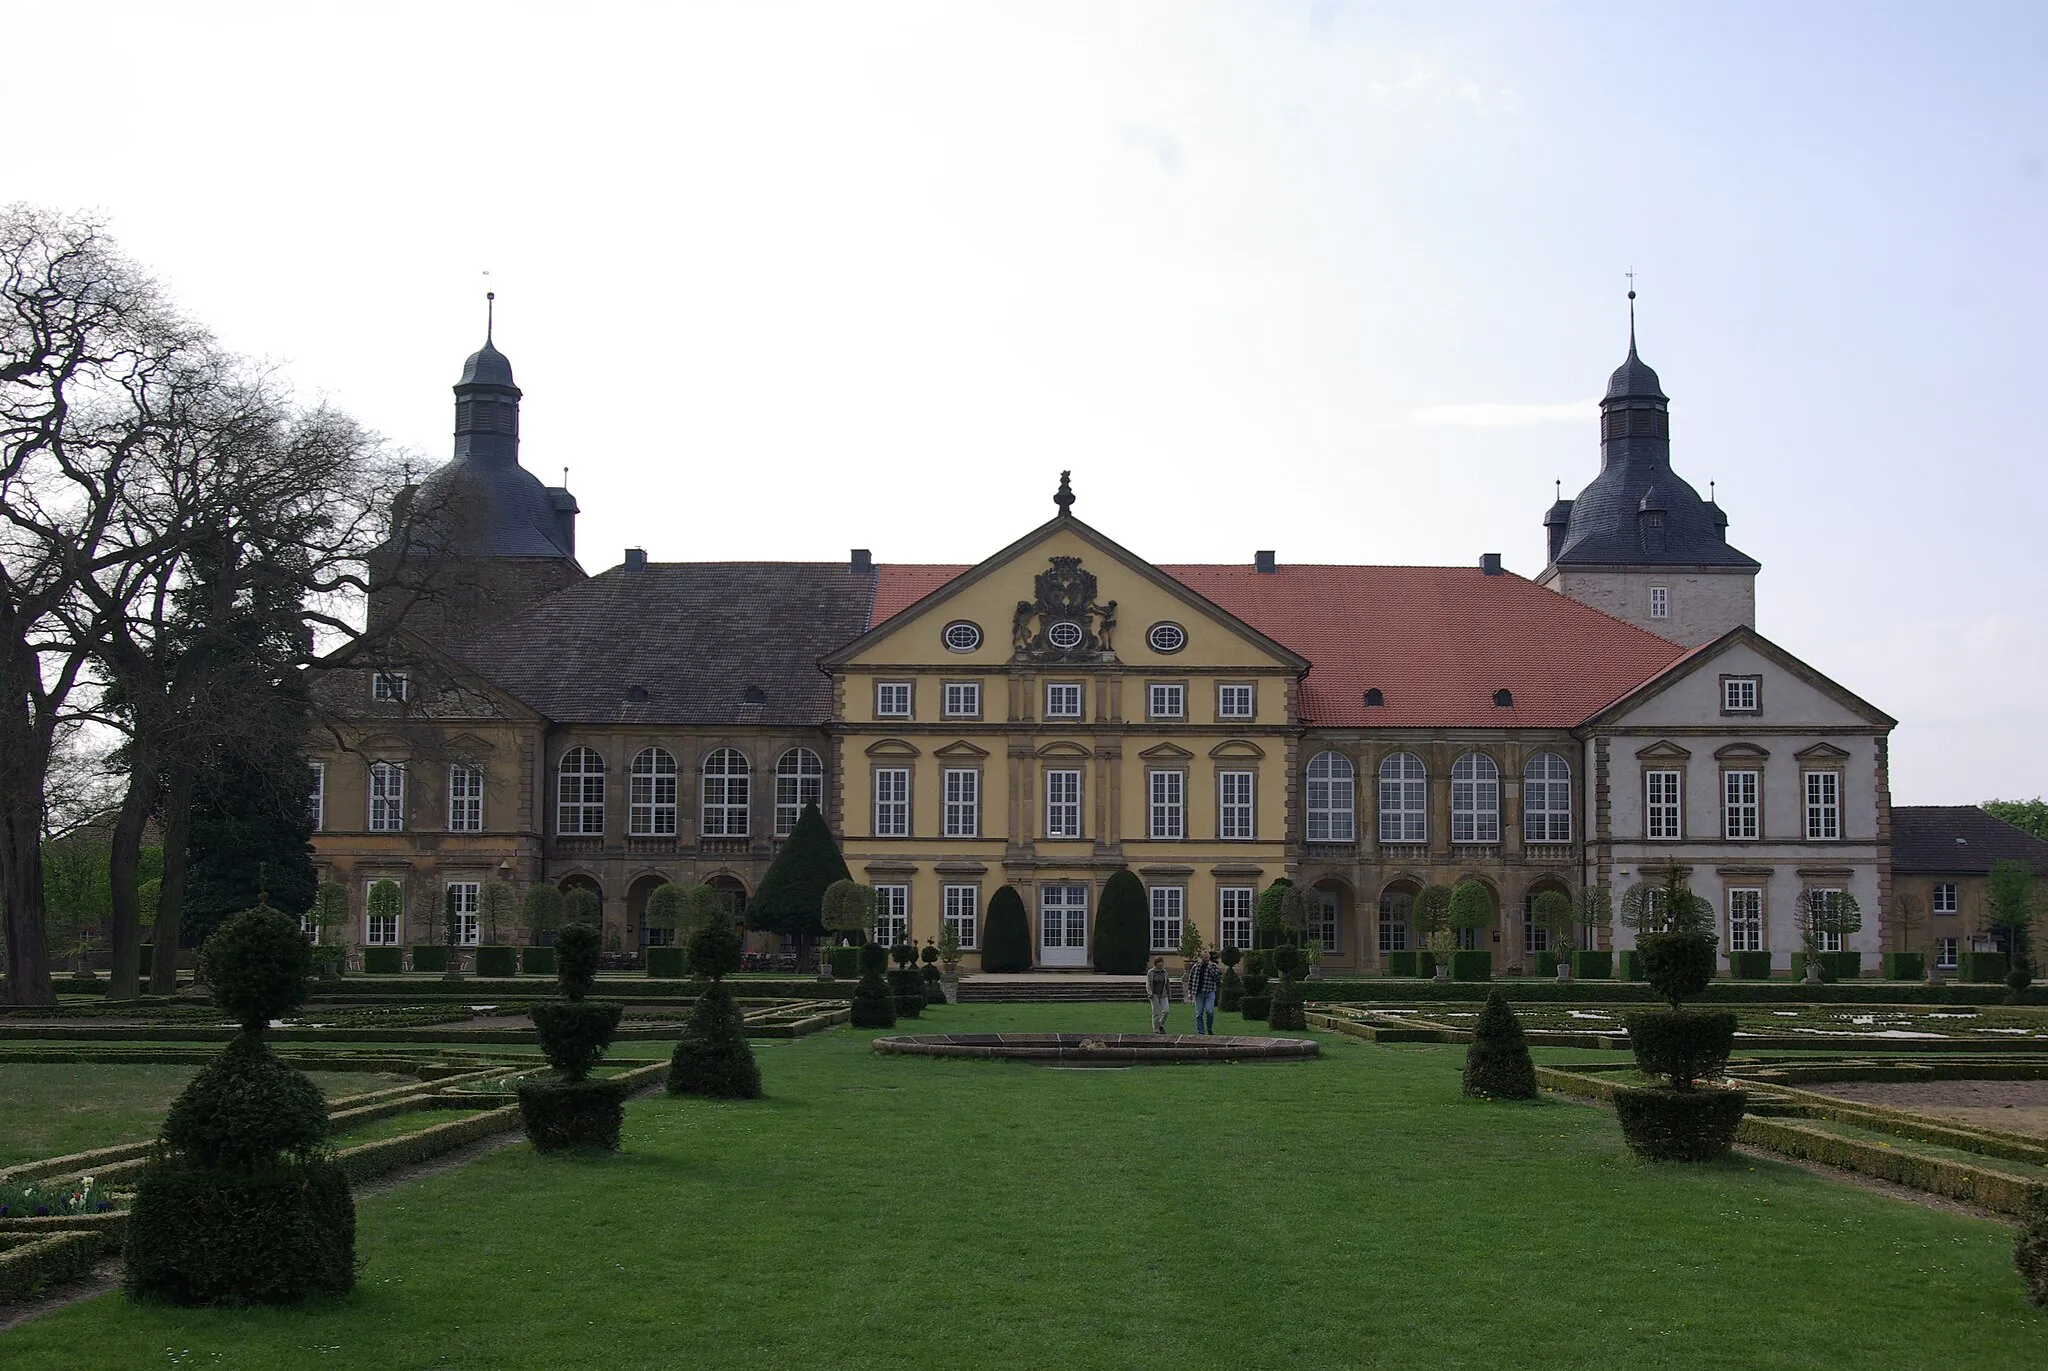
[1584,625,1894,730]
[1635,740,1693,761]
[933,739,991,760]
[1795,742,1852,762]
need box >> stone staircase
[957,974,1173,1004]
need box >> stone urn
[1556,958,1573,983]
[1433,963,1451,984]
[940,962,961,1004]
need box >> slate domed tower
[371,301,584,639]
[1536,305,1758,645]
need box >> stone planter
[940,971,960,1004]
[1556,961,1573,983]
[1432,965,1451,983]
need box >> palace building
[310,317,1918,975]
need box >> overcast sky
[5,1,2043,804]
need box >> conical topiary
[1092,870,1149,974]
[518,921,628,1150]
[668,920,762,1099]
[746,803,851,939]
[981,885,1032,972]
[1462,989,1538,1099]
[850,941,897,1028]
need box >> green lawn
[0,1065,414,1167]
[2,1005,2043,1368]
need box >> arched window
[775,748,825,836]
[1378,753,1427,844]
[557,747,606,835]
[1451,753,1500,844]
[701,749,750,837]
[629,747,678,837]
[1523,752,1573,843]
[1304,751,1355,843]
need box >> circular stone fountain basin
[871,1032,1317,1063]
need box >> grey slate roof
[415,458,578,560]
[446,562,879,725]
[1892,806,2048,875]
[1605,338,1667,401]
[459,339,516,388]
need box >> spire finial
[1709,479,1716,503]
[1625,269,1637,356]
[1555,478,1562,500]
[486,290,495,343]
[1054,470,1074,516]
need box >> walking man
[1189,949,1221,1035]
[1147,955,1172,1034]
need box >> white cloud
[1410,399,1596,427]
[1365,54,1519,115]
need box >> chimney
[1480,553,1503,576]
[1254,550,1276,574]
[623,547,647,572]
[851,548,872,572]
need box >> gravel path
[1805,1079,2048,1140]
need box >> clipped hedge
[1789,951,1863,983]
[1571,950,1612,980]
[1533,952,1560,978]
[514,1079,629,1153]
[645,946,688,979]
[362,947,403,975]
[1613,1085,1747,1162]
[1881,952,1926,982]
[520,946,558,976]
[1450,950,1492,982]
[827,946,861,979]
[124,1155,355,1306]
[411,946,449,974]
[1735,1116,2048,1216]
[1727,951,1774,981]
[0,1229,102,1304]
[474,946,518,978]
[1962,951,2010,984]
[1240,993,1271,1021]
[1616,950,1643,982]
[1387,951,1418,978]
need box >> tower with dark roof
[1536,312,1759,646]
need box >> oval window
[1147,622,1187,654]
[1047,621,1084,650]
[942,621,982,652]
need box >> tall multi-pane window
[943,682,980,718]
[943,884,979,949]
[1378,889,1411,954]
[448,765,483,832]
[1306,751,1356,843]
[1378,753,1426,844]
[1806,888,1845,951]
[1723,770,1759,840]
[1044,769,1081,838]
[1044,682,1082,719]
[1308,890,1339,954]
[1728,888,1764,953]
[556,747,606,835]
[629,748,678,836]
[1933,883,1958,915]
[873,768,910,837]
[1936,937,1959,969]
[942,768,979,837]
[446,882,480,946]
[1523,893,1550,954]
[775,748,825,835]
[1219,886,1255,951]
[1522,753,1572,842]
[1450,753,1500,844]
[364,882,400,945]
[309,762,326,832]
[1149,885,1185,952]
[368,761,406,832]
[875,682,912,718]
[700,749,750,836]
[1649,585,1669,619]
[1804,771,1840,840]
[1218,770,1255,839]
[1149,683,1185,720]
[874,884,909,945]
[1645,770,1683,839]
[1217,683,1254,719]
[1148,770,1185,840]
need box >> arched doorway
[1377,879,1420,970]
[1520,878,1573,974]
[627,873,673,949]
[1308,878,1355,973]
[557,873,606,949]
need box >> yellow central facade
[826,520,1303,962]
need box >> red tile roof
[871,563,1686,728]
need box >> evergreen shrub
[1571,950,1613,979]
[1450,950,1492,982]
[362,947,402,975]
[1092,871,1149,974]
[667,987,762,1099]
[1462,990,1537,1099]
[519,921,625,1151]
[1617,950,1644,981]
[888,967,925,1018]
[1534,952,1560,978]
[850,942,896,1028]
[747,804,851,939]
[981,886,1032,972]
[411,945,449,974]
[1881,952,1925,981]
[520,945,557,976]
[515,1080,628,1152]
[1218,966,1243,1012]
[554,921,602,998]
[1388,951,1418,978]
[1415,951,1438,979]
[1833,950,1864,979]
[828,946,860,978]
[1728,951,1773,981]
[1611,1087,1746,1162]
[1625,1010,1736,1087]
[1638,932,1716,1006]
[920,962,944,1005]
[530,1002,624,1080]
[1961,951,2010,984]
[2018,1193,2048,1309]
[1269,944,1306,1030]
[1240,992,1271,1021]
[475,946,519,978]
[646,946,688,979]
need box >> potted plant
[1177,922,1207,998]
[476,881,518,978]
[1412,884,1452,980]
[1532,889,1576,982]
[1795,890,1862,985]
[1447,880,1493,981]
[935,920,962,1003]
[1300,938,1325,982]
[1424,927,1457,984]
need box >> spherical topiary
[1092,870,1149,974]
[563,886,601,928]
[200,906,314,1033]
[921,943,939,967]
[1462,989,1538,1099]
[981,886,1032,972]
[891,941,917,969]
[554,921,602,1000]
[1219,944,1241,968]
[689,919,744,982]
[859,941,888,975]
[667,981,763,1100]
[161,1036,328,1167]
[1639,930,1717,1009]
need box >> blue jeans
[1194,990,1216,1034]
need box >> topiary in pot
[125,904,355,1306]
[1092,870,1149,974]
[1218,944,1244,1012]
[850,941,897,1028]
[1462,989,1537,1100]
[518,921,627,1151]
[981,885,1032,972]
[668,919,761,1099]
[1613,866,1743,1161]
[1268,943,1308,1030]
[888,942,925,1018]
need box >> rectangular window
[371,671,409,702]
[1523,894,1550,954]
[1804,771,1840,840]
[448,765,484,832]
[1219,886,1255,952]
[943,682,980,718]
[1728,888,1764,953]
[1933,882,1958,915]
[943,884,979,949]
[1044,769,1082,839]
[1722,770,1758,840]
[1149,885,1185,953]
[1808,888,1844,952]
[1217,683,1254,720]
[446,882,480,946]
[1309,890,1338,954]
[873,768,910,837]
[942,768,979,837]
[1649,586,1669,619]
[1645,770,1682,840]
[1044,682,1082,720]
[1148,769,1185,840]
[309,762,325,832]
[369,762,406,832]
[1148,682,1185,720]
[874,884,908,946]
[1722,677,1760,713]
[1218,770,1255,840]
[364,882,399,945]
[1378,909,1409,953]
[876,681,912,718]
[1936,936,1958,969]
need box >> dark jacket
[1187,958,1222,997]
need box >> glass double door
[1039,885,1090,968]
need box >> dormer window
[1362,688,1384,708]
[371,671,409,702]
[1639,511,1667,555]
[1492,689,1514,709]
